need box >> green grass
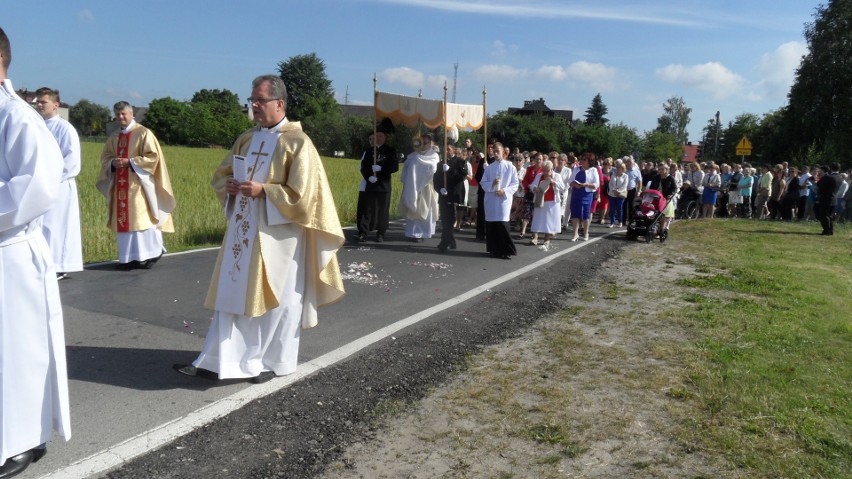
[78,141,403,263]
[668,219,851,478]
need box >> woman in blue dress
[568,152,600,241]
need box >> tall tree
[276,52,342,154]
[584,93,609,126]
[656,96,692,144]
[786,0,852,159]
[720,113,760,164]
[69,99,110,137]
[190,88,252,146]
[639,130,682,164]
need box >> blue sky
[5,0,821,142]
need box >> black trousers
[475,186,486,240]
[357,191,391,235]
[816,201,834,235]
[438,198,457,249]
[624,188,637,224]
[797,195,808,220]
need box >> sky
[4,0,822,143]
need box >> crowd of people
[356,130,851,256]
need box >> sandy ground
[320,241,736,478]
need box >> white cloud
[491,40,518,59]
[473,64,528,82]
[382,67,425,89]
[566,61,620,92]
[536,65,567,81]
[753,41,807,101]
[427,74,450,89]
[77,9,95,23]
[656,62,745,100]
[374,0,704,27]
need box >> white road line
[40,231,620,479]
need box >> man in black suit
[356,124,398,242]
[433,145,467,252]
[815,163,840,236]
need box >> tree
[584,93,609,126]
[277,52,342,154]
[720,113,760,164]
[638,130,682,164]
[785,0,852,159]
[190,89,252,146]
[144,97,194,145]
[656,96,692,144]
[69,99,110,137]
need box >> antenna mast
[452,62,458,103]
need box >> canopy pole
[482,86,488,153]
[372,74,378,165]
[443,82,448,188]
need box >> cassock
[399,147,440,239]
[480,158,519,258]
[97,121,175,263]
[0,79,72,464]
[530,172,566,235]
[432,154,467,251]
[195,118,345,378]
[41,114,83,273]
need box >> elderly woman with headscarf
[567,152,600,241]
[529,159,566,248]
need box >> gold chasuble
[204,120,345,328]
[97,123,176,233]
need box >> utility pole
[344,85,349,105]
[713,110,720,161]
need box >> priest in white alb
[97,101,175,269]
[174,74,345,384]
[399,133,440,242]
[0,26,71,478]
[36,87,83,279]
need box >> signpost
[736,136,752,156]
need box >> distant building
[340,103,373,119]
[507,98,572,122]
[682,143,700,163]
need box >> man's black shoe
[173,364,198,377]
[0,450,34,479]
[357,233,367,242]
[375,234,384,243]
[250,371,275,384]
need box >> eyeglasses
[247,97,281,105]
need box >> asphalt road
[24,221,624,479]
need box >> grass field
[77,141,402,263]
[668,220,851,477]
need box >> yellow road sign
[736,135,752,156]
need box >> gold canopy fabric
[375,91,484,130]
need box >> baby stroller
[626,189,669,243]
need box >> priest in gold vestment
[97,101,175,269]
[175,75,345,384]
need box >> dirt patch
[321,243,735,478]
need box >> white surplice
[41,115,83,272]
[480,159,519,221]
[0,79,72,463]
